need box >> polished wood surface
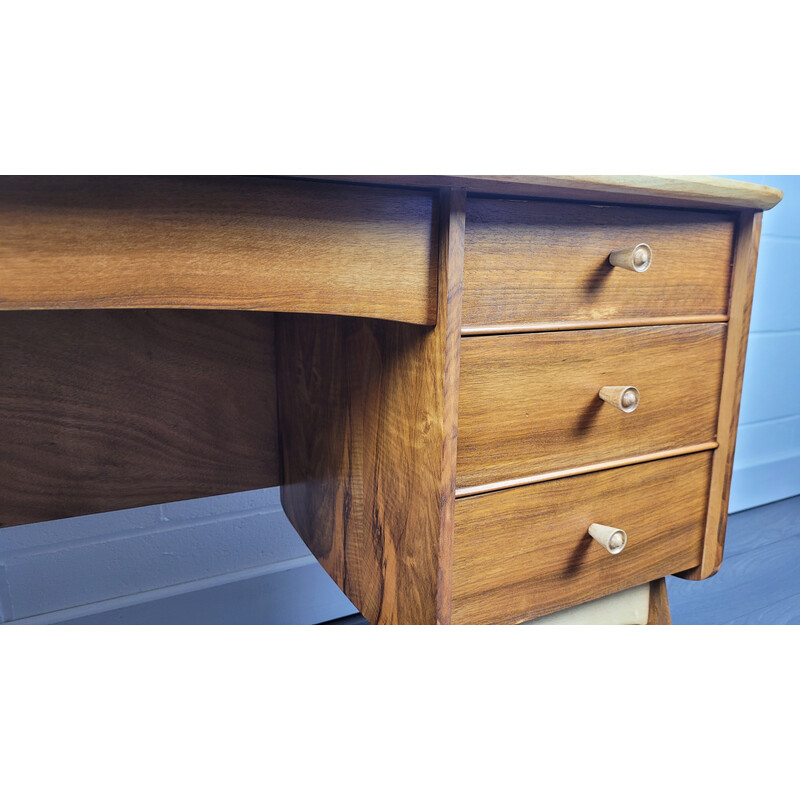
[277,314,443,624]
[277,190,466,624]
[306,175,784,211]
[0,310,279,527]
[647,578,672,624]
[0,177,438,325]
[0,175,779,624]
[452,452,712,625]
[462,198,735,330]
[457,324,726,489]
[683,211,764,581]
[432,189,467,624]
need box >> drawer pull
[609,243,652,273]
[588,523,628,554]
[599,385,640,413]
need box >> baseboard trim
[9,557,357,625]
[730,455,800,514]
[0,488,332,623]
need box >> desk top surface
[305,175,783,210]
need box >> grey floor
[666,493,800,624]
[331,493,800,625]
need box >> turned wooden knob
[609,243,652,272]
[599,385,639,413]
[588,523,627,554]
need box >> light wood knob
[588,523,627,554]
[609,243,652,273]
[599,385,639,413]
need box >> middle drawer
[456,323,726,490]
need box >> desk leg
[647,578,672,625]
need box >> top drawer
[462,197,736,331]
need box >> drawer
[462,197,735,331]
[457,323,725,491]
[452,452,712,624]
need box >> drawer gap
[455,441,718,499]
[462,314,729,336]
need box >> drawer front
[462,197,735,330]
[452,452,712,624]
[457,323,725,490]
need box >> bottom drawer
[452,451,713,624]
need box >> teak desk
[0,176,783,624]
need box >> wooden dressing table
[0,175,782,624]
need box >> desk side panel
[276,315,444,624]
[277,190,466,625]
[679,210,763,580]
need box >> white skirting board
[1,487,356,625]
[10,558,358,625]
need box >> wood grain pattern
[434,189,467,624]
[462,198,736,329]
[0,310,279,527]
[0,175,773,624]
[0,176,438,325]
[452,452,713,625]
[647,578,672,624]
[681,211,764,580]
[277,190,466,624]
[303,175,784,211]
[457,324,726,489]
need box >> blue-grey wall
[2,176,797,624]
[721,176,800,512]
